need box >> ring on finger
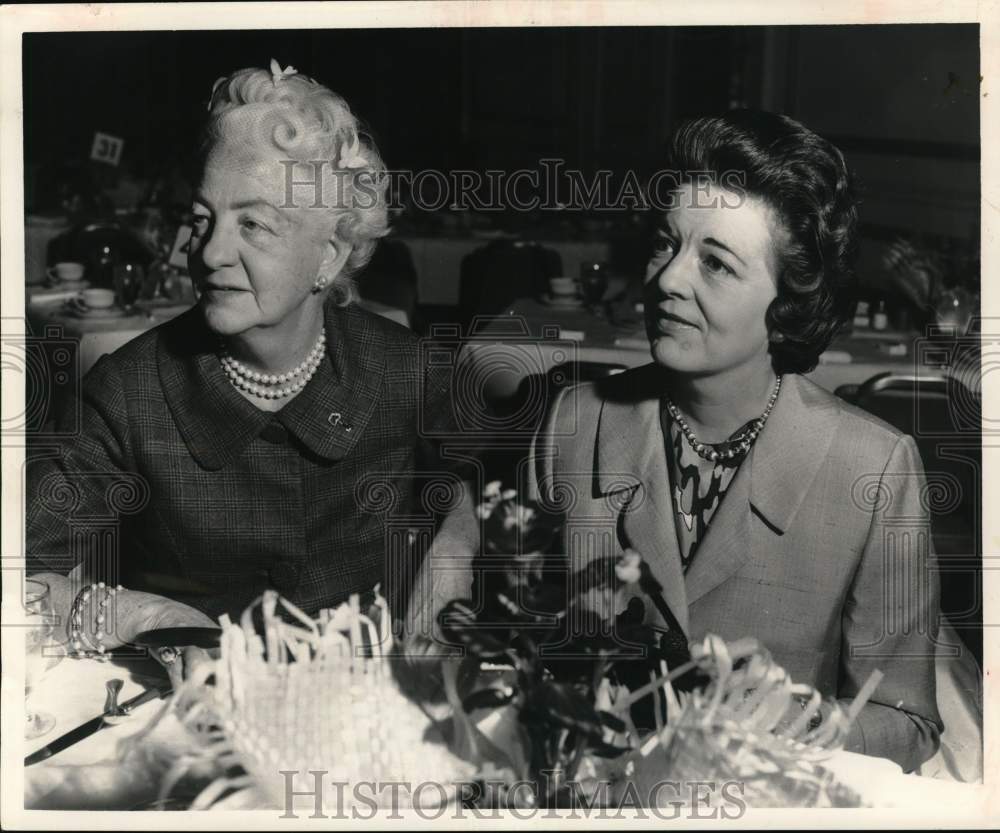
[157,646,180,665]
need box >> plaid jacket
[27,300,468,620]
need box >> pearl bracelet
[69,582,124,661]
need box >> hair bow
[269,58,298,86]
[337,132,368,170]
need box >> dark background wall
[23,24,979,255]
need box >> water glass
[24,578,59,739]
[580,261,609,307]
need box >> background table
[26,292,194,378]
[465,297,933,401]
[25,293,411,380]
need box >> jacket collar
[594,366,840,618]
[158,301,386,471]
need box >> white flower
[501,489,517,501]
[483,481,503,499]
[501,504,536,531]
[615,548,642,584]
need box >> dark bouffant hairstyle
[663,109,859,374]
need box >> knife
[25,684,171,767]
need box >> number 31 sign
[90,131,124,166]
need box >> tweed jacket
[27,300,465,620]
[530,364,943,772]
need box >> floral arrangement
[105,483,879,812]
[406,482,880,809]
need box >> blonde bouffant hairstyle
[200,62,389,306]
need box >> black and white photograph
[1,1,994,825]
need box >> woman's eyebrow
[193,193,285,217]
[230,198,284,216]
[703,236,746,266]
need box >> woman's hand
[153,644,219,690]
[105,591,218,648]
[111,594,220,688]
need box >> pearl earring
[312,276,328,294]
[770,330,786,343]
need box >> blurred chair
[458,240,562,328]
[836,371,982,665]
[357,238,418,328]
[482,360,627,493]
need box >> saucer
[65,299,130,319]
[540,292,585,308]
[42,279,90,292]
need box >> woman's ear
[313,237,353,293]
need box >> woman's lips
[654,310,698,334]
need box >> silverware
[103,678,124,716]
[25,684,171,767]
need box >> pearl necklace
[665,375,782,463]
[219,329,326,400]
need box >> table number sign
[90,132,124,166]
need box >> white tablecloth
[20,647,982,812]
[26,294,194,377]
[23,653,175,810]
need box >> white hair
[201,63,389,305]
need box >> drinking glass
[113,262,144,308]
[24,579,58,739]
[579,261,609,309]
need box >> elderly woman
[27,62,470,673]
[414,110,942,773]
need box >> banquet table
[463,296,942,402]
[25,290,411,379]
[26,290,195,378]
[23,651,176,810]
[20,647,982,812]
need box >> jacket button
[259,422,288,445]
[268,562,299,594]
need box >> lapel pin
[328,412,353,432]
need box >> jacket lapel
[684,373,841,605]
[596,386,689,635]
[590,369,842,628]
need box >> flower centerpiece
[413,482,881,809]
[97,483,880,812]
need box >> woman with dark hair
[414,110,942,772]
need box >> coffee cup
[47,262,85,282]
[78,288,116,309]
[548,276,578,297]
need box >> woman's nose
[197,223,237,271]
[651,252,693,298]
